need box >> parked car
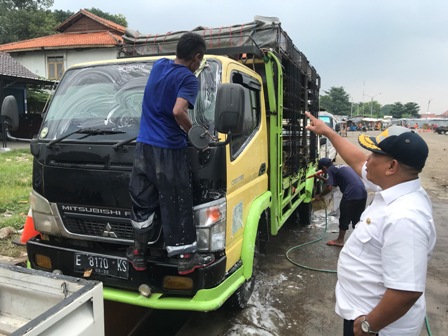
[318,111,338,161]
[434,125,448,134]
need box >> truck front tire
[225,234,261,309]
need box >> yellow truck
[20,16,320,311]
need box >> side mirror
[214,83,244,134]
[188,125,212,150]
[1,95,19,131]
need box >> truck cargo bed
[0,264,104,336]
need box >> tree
[403,102,420,118]
[87,7,127,27]
[369,101,382,118]
[0,1,128,45]
[389,103,405,118]
[0,0,57,44]
[388,102,420,119]
[319,86,351,116]
[52,9,74,24]
[1,0,54,10]
[27,87,51,113]
[381,104,395,117]
[353,102,368,116]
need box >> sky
[51,0,448,115]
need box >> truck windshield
[41,59,221,141]
[41,62,152,141]
[319,116,334,128]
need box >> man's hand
[352,289,423,336]
[305,111,367,175]
[353,315,367,336]
[173,97,193,133]
[305,111,333,136]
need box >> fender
[240,191,272,279]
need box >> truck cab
[318,111,338,161]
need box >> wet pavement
[176,208,347,336]
[176,193,447,336]
[175,132,448,336]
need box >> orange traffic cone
[20,208,40,244]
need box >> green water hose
[285,203,433,335]
[285,206,336,273]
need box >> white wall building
[0,9,126,81]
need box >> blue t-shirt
[326,165,367,201]
[137,58,199,148]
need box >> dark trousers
[343,319,378,336]
[129,143,196,250]
[339,197,367,231]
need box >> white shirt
[335,164,436,336]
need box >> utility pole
[364,92,382,118]
[348,94,354,118]
[426,99,433,120]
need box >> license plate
[74,253,129,279]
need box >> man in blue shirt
[315,158,367,247]
[128,32,214,274]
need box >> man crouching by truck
[305,111,436,336]
[127,32,214,274]
[314,157,367,247]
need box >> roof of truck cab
[66,54,243,71]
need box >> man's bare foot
[326,239,344,247]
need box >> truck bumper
[103,264,247,311]
[26,237,232,310]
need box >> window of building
[47,56,64,80]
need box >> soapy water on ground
[311,209,339,230]
[223,272,288,336]
[222,204,343,336]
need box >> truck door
[223,68,268,268]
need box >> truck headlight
[30,190,61,235]
[194,198,226,252]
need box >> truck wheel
[226,271,256,309]
[296,201,312,226]
[225,236,260,309]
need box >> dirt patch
[0,234,27,261]
[339,130,448,199]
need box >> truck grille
[64,218,134,240]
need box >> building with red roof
[0,9,126,81]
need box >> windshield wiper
[112,136,137,151]
[47,128,126,148]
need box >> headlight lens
[30,190,61,235]
[194,198,226,252]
